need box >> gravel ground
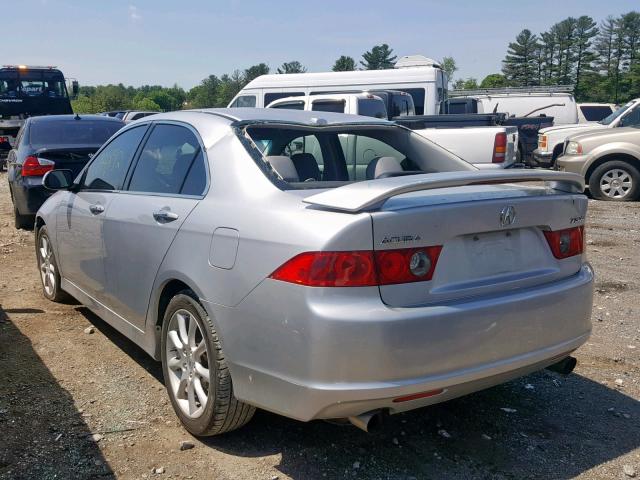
[0,173,638,480]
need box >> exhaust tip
[348,410,385,433]
[546,356,577,375]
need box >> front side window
[128,124,204,195]
[231,95,257,108]
[619,106,640,127]
[81,126,147,190]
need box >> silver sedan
[36,108,593,435]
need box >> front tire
[589,161,640,201]
[161,291,255,436]
[36,226,68,302]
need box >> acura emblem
[499,205,516,227]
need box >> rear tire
[588,161,640,201]
[36,226,68,302]
[161,290,255,436]
[14,204,33,230]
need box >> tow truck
[0,65,78,170]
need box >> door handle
[153,210,179,223]
[89,204,105,215]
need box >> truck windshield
[599,102,633,126]
[0,72,68,99]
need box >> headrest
[266,156,299,182]
[365,156,403,180]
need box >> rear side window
[128,124,205,195]
[230,95,257,108]
[311,100,345,113]
[389,95,415,117]
[357,98,387,119]
[270,101,305,110]
[580,106,614,122]
[29,120,123,146]
[264,92,304,105]
[81,125,147,190]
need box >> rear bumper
[208,264,594,421]
[11,179,51,215]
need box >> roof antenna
[74,113,81,120]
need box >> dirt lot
[0,174,638,480]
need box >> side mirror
[43,169,74,191]
[72,80,79,98]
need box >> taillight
[269,246,442,287]
[543,226,584,259]
[269,251,377,287]
[539,134,548,150]
[492,132,507,163]
[375,246,442,285]
[21,155,54,177]
[0,136,8,143]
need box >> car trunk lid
[34,144,99,177]
[303,171,587,307]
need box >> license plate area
[466,230,521,278]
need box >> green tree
[244,63,270,82]
[573,16,599,99]
[440,57,457,86]
[480,73,508,88]
[332,55,356,71]
[360,44,397,70]
[452,77,479,90]
[187,75,221,108]
[502,29,540,85]
[277,61,306,74]
[133,97,161,111]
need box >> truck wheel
[14,204,34,230]
[589,161,640,201]
[161,290,255,436]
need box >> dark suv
[7,114,124,228]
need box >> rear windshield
[29,120,124,146]
[357,98,387,119]
[243,124,473,189]
[580,105,614,121]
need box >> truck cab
[0,65,76,170]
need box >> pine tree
[502,29,540,85]
[277,61,306,74]
[360,44,397,70]
[332,56,356,72]
[573,16,599,98]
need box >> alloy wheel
[39,234,56,297]
[165,309,210,418]
[600,168,633,199]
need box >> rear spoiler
[303,170,584,213]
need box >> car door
[102,122,207,329]
[56,125,148,301]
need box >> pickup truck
[266,94,519,169]
[533,98,640,168]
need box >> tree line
[71,44,398,113]
[451,10,640,103]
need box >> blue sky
[6,0,639,88]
